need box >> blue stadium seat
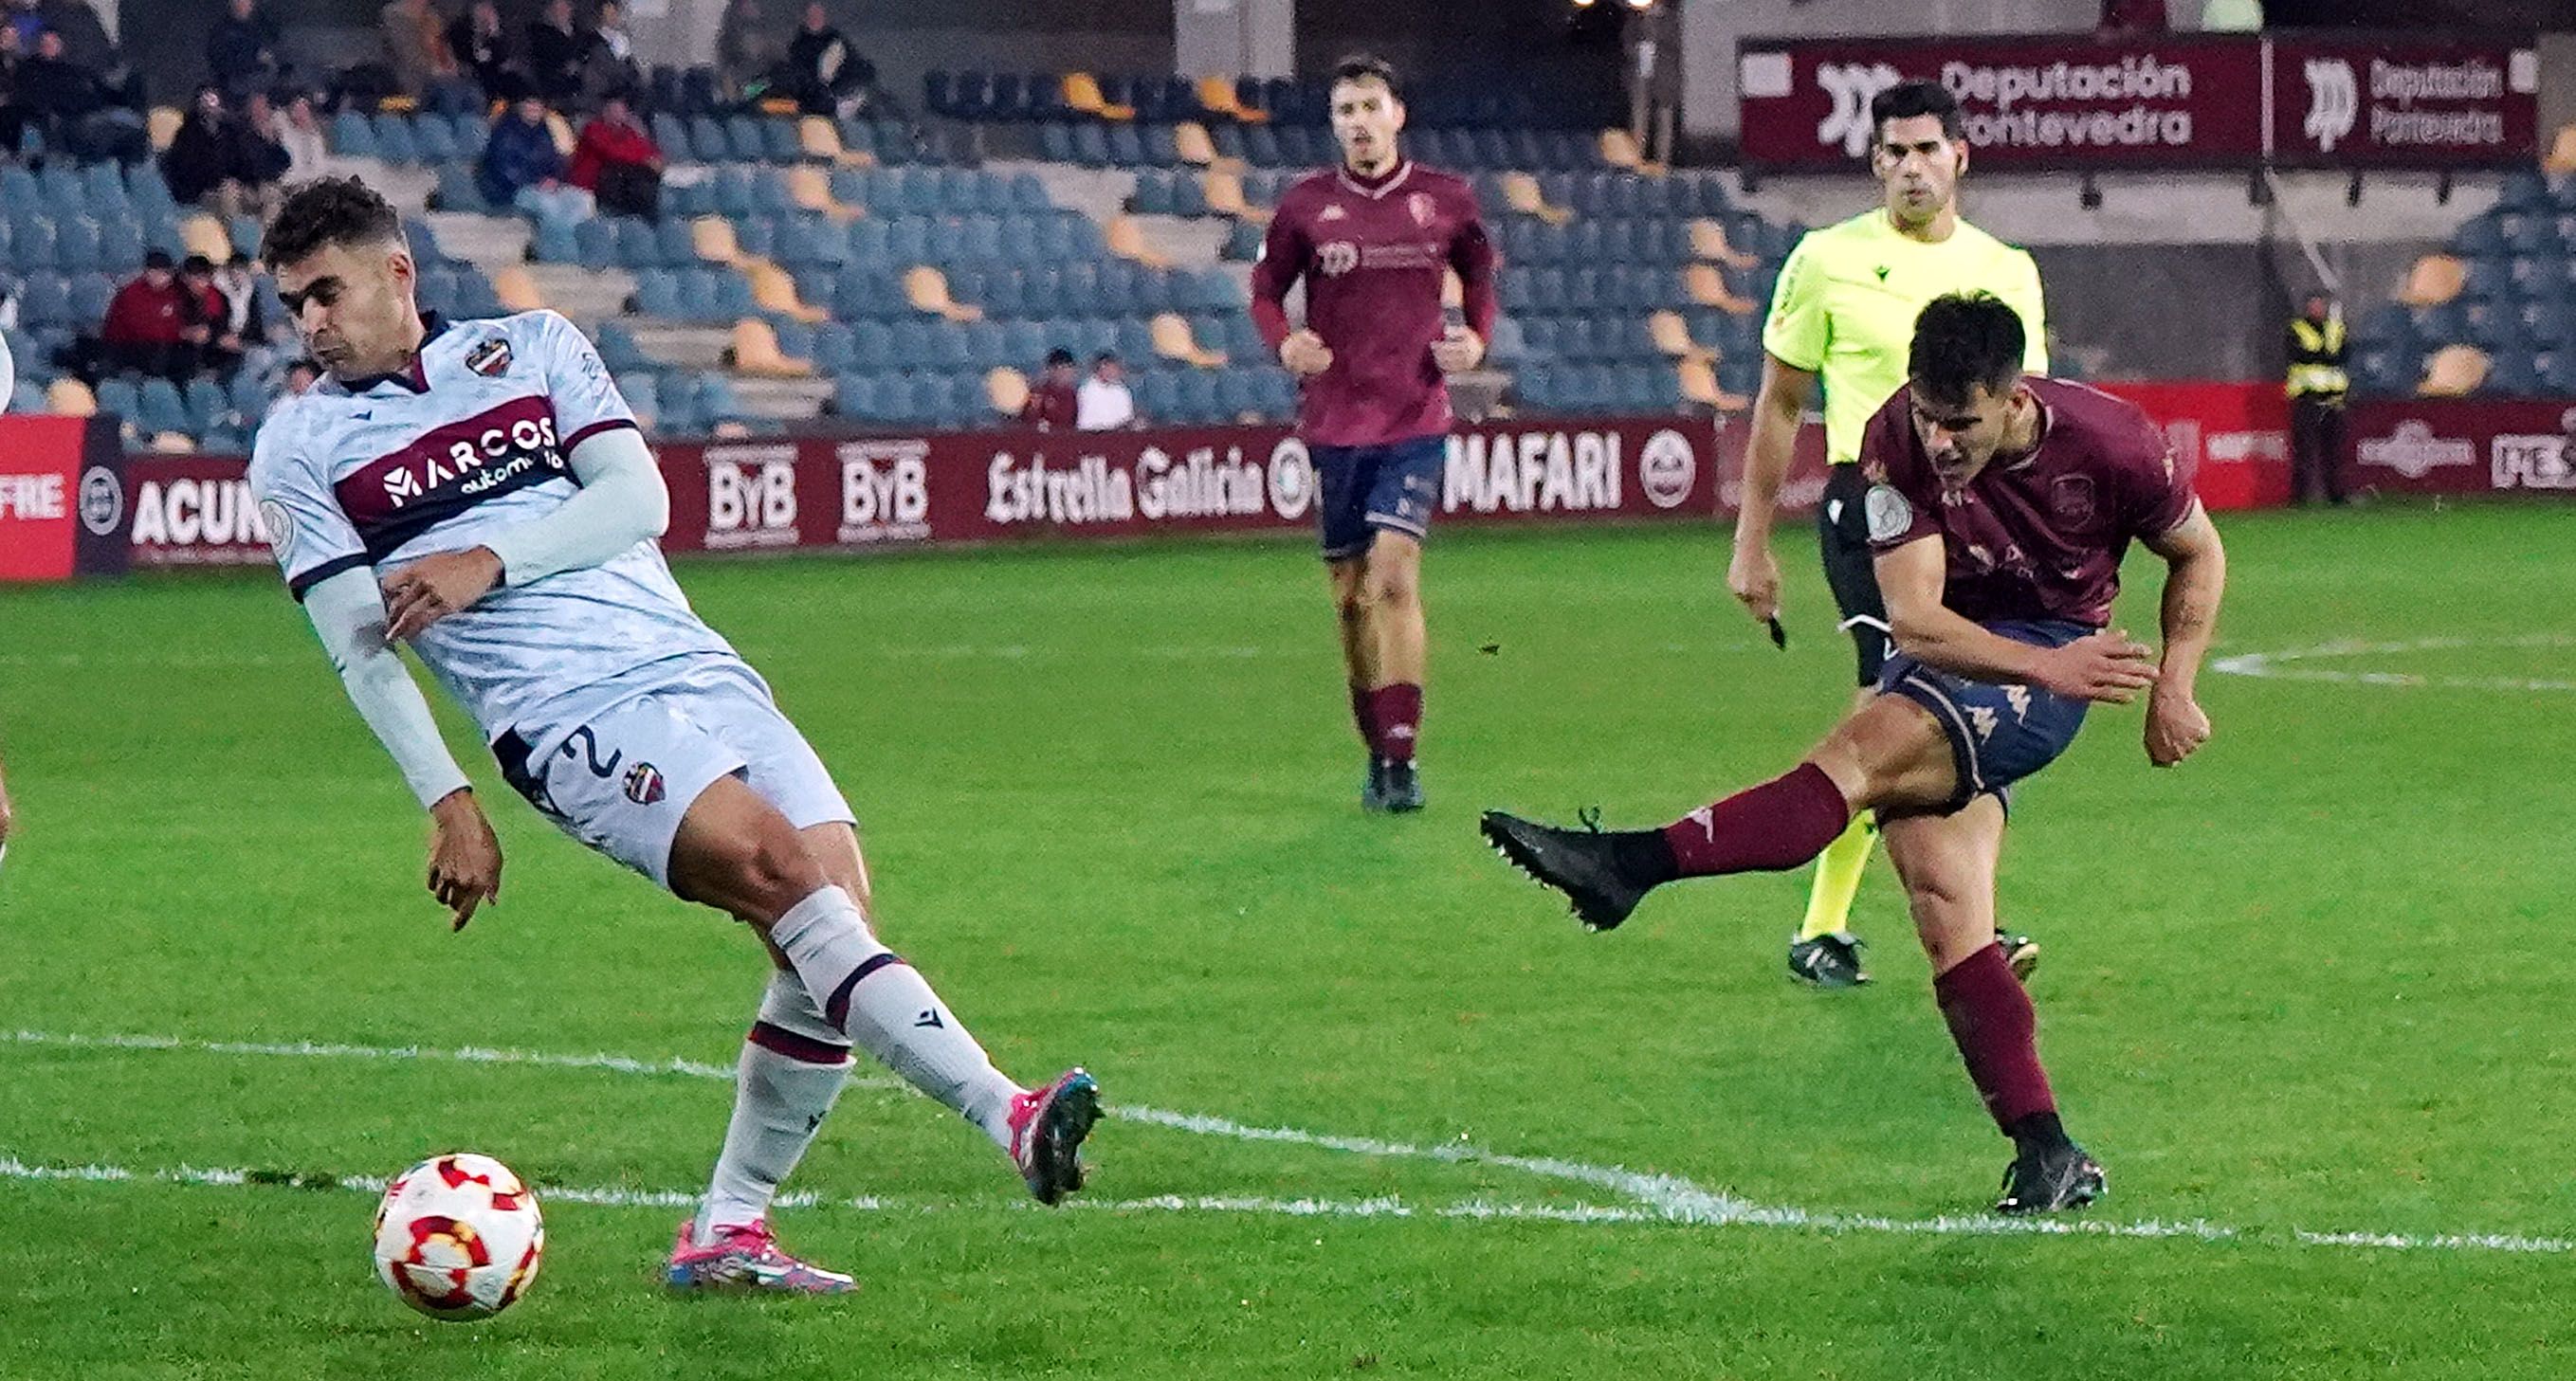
[631,267,682,317]
[94,376,140,426]
[723,115,765,163]
[53,218,99,274]
[848,319,893,372]
[135,377,190,436]
[98,220,142,273]
[432,164,490,213]
[184,377,230,433]
[834,372,882,420]
[761,118,801,162]
[330,109,376,158]
[653,112,694,163]
[413,116,459,164]
[228,371,268,428]
[811,323,856,373]
[1132,371,1177,419]
[1130,169,1173,215]
[1108,125,1147,168]
[2483,350,2539,396]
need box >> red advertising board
[0,416,129,582]
[1738,32,2536,173]
[1739,34,2265,173]
[2271,37,2541,169]
[663,417,1721,554]
[117,416,1737,572]
[2346,398,2576,497]
[2090,380,2291,512]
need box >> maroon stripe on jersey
[562,416,641,452]
[747,1019,853,1066]
[332,393,575,561]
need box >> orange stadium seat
[986,366,1031,416]
[2396,255,2465,308]
[2419,344,2488,397]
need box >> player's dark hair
[1909,292,2024,407]
[1330,53,1400,100]
[1871,79,1964,146]
[263,176,405,268]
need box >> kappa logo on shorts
[621,761,666,806]
[465,337,514,377]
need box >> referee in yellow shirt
[1726,80,2050,989]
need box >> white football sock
[696,969,853,1244]
[770,885,1022,1149]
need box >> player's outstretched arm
[303,567,502,928]
[1877,537,2157,702]
[1726,353,1816,624]
[2141,501,2225,767]
[382,426,669,642]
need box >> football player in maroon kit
[1251,54,1496,812]
[1482,294,2227,1213]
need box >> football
[370,1153,545,1321]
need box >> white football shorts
[495,657,854,888]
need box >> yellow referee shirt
[1762,209,2049,465]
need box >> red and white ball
[371,1153,545,1320]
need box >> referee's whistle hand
[1727,543,1781,624]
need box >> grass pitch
[2,502,2571,1378]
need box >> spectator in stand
[782,2,872,117]
[0,27,27,154]
[35,0,109,72]
[207,0,283,100]
[715,0,783,100]
[1021,347,1078,429]
[523,0,594,105]
[18,27,141,159]
[226,90,292,218]
[277,89,328,182]
[179,254,242,380]
[568,92,663,220]
[447,0,515,102]
[480,84,593,227]
[100,250,205,383]
[378,0,459,102]
[1076,351,1137,431]
[212,252,279,385]
[2,2,35,51]
[581,0,642,107]
[163,85,233,208]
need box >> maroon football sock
[1348,682,1375,750]
[1934,943,2058,1135]
[1656,762,1849,879]
[1369,682,1422,764]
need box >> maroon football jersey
[1250,161,1496,448]
[1861,375,2197,627]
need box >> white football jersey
[250,310,738,753]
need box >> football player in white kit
[248,177,1098,1294]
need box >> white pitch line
[2,1029,2564,1256]
[2213,634,2576,694]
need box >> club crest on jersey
[2050,475,2097,527]
[465,337,513,377]
[622,761,666,806]
[1407,192,1435,227]
[1317,240,1360,276]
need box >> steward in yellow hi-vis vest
[2286,295,2349,506]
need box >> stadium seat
[2419,344,2487,396]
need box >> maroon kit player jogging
[1251,53,1496,812]
[1482,294,2227,1212]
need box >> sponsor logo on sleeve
[1864,483,1914,541]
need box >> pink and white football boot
[666,1218,856,1295]
[1007,1068,1101,1205]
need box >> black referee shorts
[1818,463,1891,687]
